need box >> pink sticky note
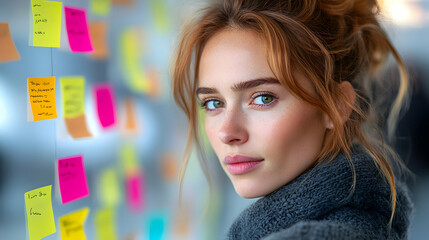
[126,174,144,212]
[94,83,117,128]
[58,155,90,204]
[64,6,94,53]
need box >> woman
[172,0,413,239]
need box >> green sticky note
[95,207,117,240]
[60,76,85,118]
[91,0,111,16]
[99,168,120,206]
[31,0,62,47]
[24,185,56,240]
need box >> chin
[233,182,271,199]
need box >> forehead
[198,28,274,88]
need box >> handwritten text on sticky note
[31,0,62,47]
[58,155,90,204]
[59,208,89,240]
[61,76,85,118]
[65,6,93,53]
[25,185,56,240]
[28,76,57,121]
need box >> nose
[217,109,248,145]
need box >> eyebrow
[196,77,280,95]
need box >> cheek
[253,104,325,158]
[204,118,219,148]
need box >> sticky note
[31,0,62,47]
[64,6,94,53]
[24,185,56,240]
[120,28,150,93]
[0,22,20,62]
[61,76,85,118]
[161,152,177,181]
[146,212,167,240]
[59,208,89,240]
[123,98,138,134]
[95,208,117,240]
[173,207,190,236]
[89,22,109,59]
[99,168,120,206]
[91,0,111,15]
[27,76,57,121]
[64,115,92,138]
[146,68,162,98]
[121,143,138,176]
[61,76,92,138]
[150,0,169,32]
[58,155,90,204]
[94,83,117,128]
[126,173,143,212]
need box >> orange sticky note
[0,22,20,62]
[123,98,138,134]
[89,22,109,59]
[24,185,56,240]
[27,77,57,121]
[161,152,178,181]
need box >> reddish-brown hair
[172,0,410,227]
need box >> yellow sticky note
[60,208,89,240]
[99,168,120,206]
[28,76,57,121]
[121,143,138,176]
[24,185,56,240]
[60,76,85,118]
[150,0,169,32]
[120,28,150,93]
[31,0,62,48]
[95,207,117,240]
[91,0,112,16]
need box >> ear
[323,81,356,130]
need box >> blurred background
[0,0,428,239]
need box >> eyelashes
[199,91,278,112]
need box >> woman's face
[197,28,329,198]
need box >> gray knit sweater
[227,147,413,240]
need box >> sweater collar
[227,147,412,239]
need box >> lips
[224,155,264,175]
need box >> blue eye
[202,99,224,110]
[253,94,274,105]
